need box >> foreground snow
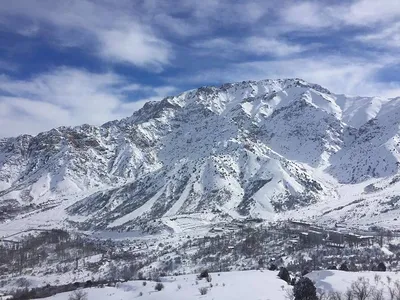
[43,270,290,300]
[40,269,400,300]
[308,270,400,297]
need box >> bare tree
[328,291,344,300]
[350,278,375,300]
[372,289,384,300]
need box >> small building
[299,230,324,245]
[210,227,224,233]
[289,220,312,231]
[327,230,344,245]
[308,230,324,244]
[345,233,374,247]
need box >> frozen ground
[308,270,400,298]
[37,269,400,300]
[42,270,291,300]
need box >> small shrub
[177,284,182,290]
[142,281,147,286]
[155,282,164,291]
[199,287,208,295]
[139,291,143,297]
[198,270,209,279]
[68,290,88,300]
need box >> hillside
[1,78,400,234]
[22,270,400,300]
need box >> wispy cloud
[0,1,172,70]
[341,0,400,25]
[0,60,18,72]
[0,67,177,137]
[193,36,307,58]
[357,22,400,49]
[277,0,400,34]
[279,2,336,30]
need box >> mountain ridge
[1,78,400,233]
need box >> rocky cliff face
[1,78,400,231]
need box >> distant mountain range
[1,78,400,233]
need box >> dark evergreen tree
[339,262,349,271]
[269,263,277,271]
[291,277,297,286]
[293,277,317,300]
[301,268,310,276]
[278,267,291,283]
[377,262,386,272]
[198,269,209,279]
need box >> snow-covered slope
[38,270,400,300]
[40,270,290,300]
[1,78,400,232]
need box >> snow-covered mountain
[1,78,400,232]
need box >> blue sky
[0,0,400,137]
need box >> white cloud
[0,1,172,69]
[280,2,335,29]
[99,24,171,70]
[357,22,400,49]
[142,0,273,31]
[278,0,400,32]
[0,67,177,137]
[193,36,307,58]
[153,14,207,37]
[244,37,306,56]
[342,0,400,25]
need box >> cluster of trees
[2,225,399,300]
[278,263,399,300]
[293,276,400,300]
[0,229,108,276]
[183,226,396,276]
[282,273,400,300]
